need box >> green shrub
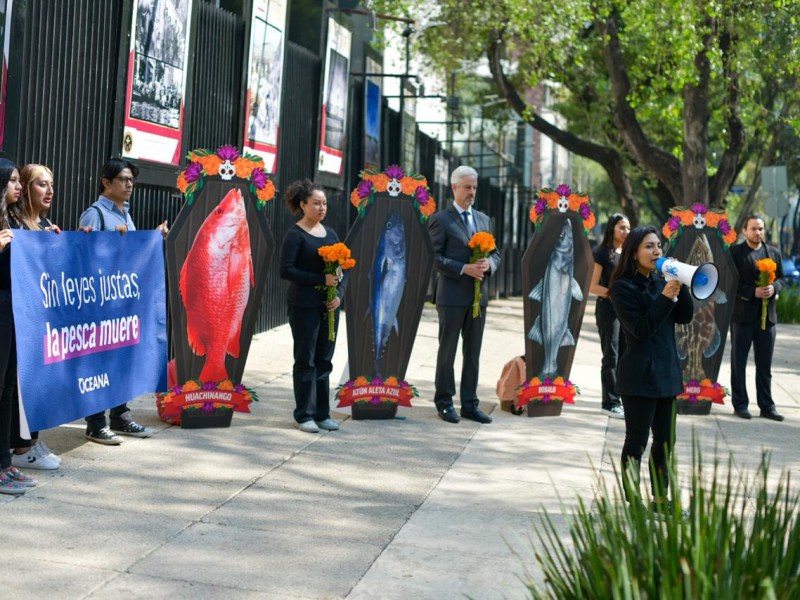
[777,285,800,324]
[525,448,800,599]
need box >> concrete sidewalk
[2,297,798,599]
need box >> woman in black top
[590,214,630,419]
[609,226,693,513]
[280,179,344,434]
[0,159,39,493]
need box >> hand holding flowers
[317,243,356,340]
[467,232,496,318]
[755,258,777,330]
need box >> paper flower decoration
[529,185,595,233]
[351,165,437,221]
[661,203,737,248]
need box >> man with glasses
[78,158,167,444]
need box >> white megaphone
[655,257,718,302]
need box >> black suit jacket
[428,205,501,307]
[610,272,694,398]
[730,242,784,325]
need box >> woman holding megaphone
[609,226,693,518]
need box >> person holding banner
[0,159,39,493]
[77,158,161,444]
[609,226,693,517]
[7,164,62,469]
[590,214,630,420]
[280,179,344,434]
[429,165,500,425]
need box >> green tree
[376,0,800,223]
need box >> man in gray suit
[429,166,501,424]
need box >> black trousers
[730,321,776,412]
[85,404,132,432]
[620,395,676,499]
[0,290,16,469]
[596,299,623,410]
[433,305,486,412]
[289,306,337,424]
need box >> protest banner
[11,230,167,432]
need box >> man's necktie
[463,211,475,236]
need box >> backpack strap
[93,205,105,230]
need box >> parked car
[782,257,800,286]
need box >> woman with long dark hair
[0,159,39,493]
[609,226,693,515]
[590,213,630,419]
[279,179,344,433]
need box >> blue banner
[11,230,167,431]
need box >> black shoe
[760,409,785,422]
[111,421,153,438]
[734,409,752,420]
[438,407,460,424]
[461,408,492,424]
[85,427,123,445]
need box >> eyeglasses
[115,176,136,185]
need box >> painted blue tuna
[371,211,407,375]
[528,220,584,376]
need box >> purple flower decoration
[185,162,203,183]
[370,396,382,405]
[385,164,404,179]
[171,386,182,395]
[357,179,374,198]
[668,216,681,231]
[250,167,267,190]
[556,184,572,197]
[217,145,239,161]
[346,380,355,389]
[203,381,216,390]
[719,220,731,234]
[371,377,382,385]
[565,380,572,387]
[579,203,592,219]
[415,186,430,205]
[541,395,552,404]
[535,198,547,214]
[687,379,699,386]
[543,377,553,386]
[202,402,214,413]
[690,203,708,214]
[234,384,245,393]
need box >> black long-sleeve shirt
[280,224,344,308]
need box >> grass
[777,285,800,324]
[524,446,800,599]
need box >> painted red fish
[180,188,254,381]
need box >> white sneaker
[294,420,319,433]
[315,418,340,431]
[12,445,60,470]
[35,442,62,466]
[602,406,625,420]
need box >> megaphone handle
[663,274,678,302]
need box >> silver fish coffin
[372,211,407,375]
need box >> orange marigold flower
[257,180,275,201]
[401,177,419,196]
[468,232,496,253]
[350,188,363,207]
[679,211,695,226]
[234,157,259,178]
[183,380,200,392]
[341,258,356,270]
[529,205,542,223]
[583,213,596,230]
[384,376,399,386]
[354,376,369,386]
[218,380,234,390]
[554,376,565,385]
[699,378,712,387]
[568,194,585,211]
[723,230,737,245]
[177,173,189,193]
[419,198,437,216]
[363,172,389,192]
[704,212,721,227]
[756,258,777,284]
[198,154,222,176]
[662,223,673,239]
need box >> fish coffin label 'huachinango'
[664,206,738,408]
[522,212,593,385]
[342,188,433,411]
[166,179,275,388]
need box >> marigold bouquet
[755,257,777,330]
[467,232,496,317]
[318,243,356,340]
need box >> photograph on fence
[317,17,351,176]
[122,0,193,165]
[243,0,288,173]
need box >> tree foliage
[375,0,800,223]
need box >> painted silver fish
[372,211,406,375]
[528,220,584,377]
[676,233,727,379]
